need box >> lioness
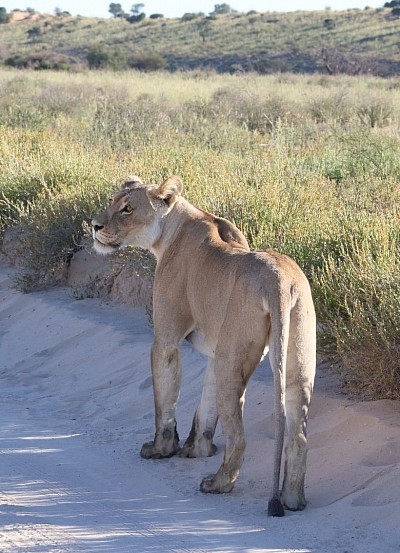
[92,175,316,516]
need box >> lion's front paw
[200,473,234,494]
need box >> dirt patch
[9,11,41,22]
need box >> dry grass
[0,68,399,398]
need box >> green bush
[128,53,167,71]
[86,46,127,70]
[5,52,72,70]
[181,12,201,21]
[313,225,400,398]
[126,12,145,23]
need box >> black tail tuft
[268,497,285,517]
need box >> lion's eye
[121,204,134,214]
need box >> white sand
[0,262,399,552]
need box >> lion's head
[92,175,183,255]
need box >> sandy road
[1,262,400,552]
[0,385,274,553]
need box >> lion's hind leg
[200,312,266,494]
[181,357,218,458]
[199,362,248,494]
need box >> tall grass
[0,68,399,398]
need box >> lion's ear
[149,176,183,207]
[121,175,143,191]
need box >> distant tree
[392,6,400,14]
[383,0,400,6]
[0,6,10,23]
[211,3,234,14]
[53,6,70,16]
[108,3,125,18]
[149,13,163,19]
[198,17,212,41]
[126,4,146,22]
[131,3,144,14]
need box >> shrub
[212,3,234,14]
[126,12,145,23]
[150,13,164,19]
[128,53,167,71]
[323,18,335,29]
[357,96,394,127]
[5,52,72,70]
[210,85,293,133]
[87,46,127,70]
[27,25,42,38]
[313,228,400,399]
[0,6,10,23]
[181,12,199,21]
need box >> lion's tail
[267,277,316,516]
[267,287,291,517]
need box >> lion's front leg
[181,358,218,458]
[140,340,181,459]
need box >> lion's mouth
[93,238,120,255]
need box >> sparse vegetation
[0,8,399,75]
[0,68,399,399]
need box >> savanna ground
[0,68,399,398]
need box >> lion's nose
[92,222,104,233]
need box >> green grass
[1,8,400,74]
[0,68,399,398]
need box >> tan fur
[92,175,316,516]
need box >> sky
[1,0,383,19]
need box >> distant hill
[0,7,399,75]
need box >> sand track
[0,263,399,552]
